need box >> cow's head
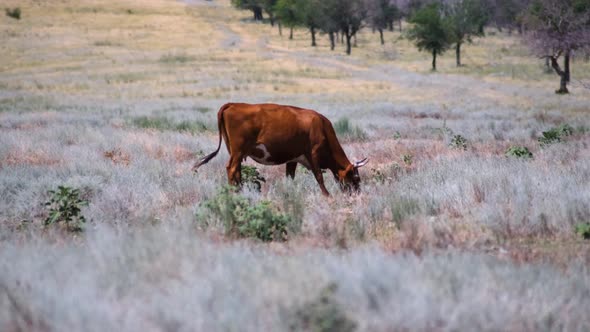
[338,158,369,193]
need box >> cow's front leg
[286,162,297,179]
[307,152,330,197]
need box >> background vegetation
[1,0,589,330]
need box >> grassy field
[1,0,590,331]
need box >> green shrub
[289,283,357,332]
[370,168,388,184]
[5,8,21,20]
[538,123,574,147]
[449,134,468,150]
[241,165,266,191]
[575,223,590,240]
[505,146,533,159]
[198,187,291,242]
[402,154,413,166]
[334,117,368,142]
[44,186,88,232]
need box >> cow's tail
[192,103,231,172]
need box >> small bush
[449,134,468,150]
[5,8,21,20]
[402,154,413,166]
[198,187,291,242]
[370,163,403,183]
[538,124,573,147]
[333,117,368,142]
[241,165,266,191]
[289,283,357,332]
[505,146,533,159]
[370,168,389,184]
[575,223,590,240]
[44,186,88,232]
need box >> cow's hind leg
[226,153,244,187]
[286,162,297,179]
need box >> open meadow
[1,0,590,330]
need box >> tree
[232,0,264,21]
[444,0,489,66]
[295,0,324,47]
[318,0,341,50]
[366,0,401,44]
[262,0,278,26]
[406,3,454,70]
[274,0,298,39]
[325,0,367,55]
[524,0,590,93]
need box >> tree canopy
[406,3,454,70]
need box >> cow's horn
[354,158,369,168]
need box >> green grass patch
[159,53,196,64]
[130,116,208,133]
[333,117,368,142]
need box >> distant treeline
[230,0,590,93]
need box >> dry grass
[1,0,590,330]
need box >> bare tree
[524,0,590,94]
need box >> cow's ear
[354,158,369,168]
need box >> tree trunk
[432,49,437,71]
[289,27,293,40]
[550,55,569,94]
[268,13,274,26]
[253,7,263,21]
[379,29,384,45]
[545,56,552,73]
[278,21,282,36]
[311,27,316,47]
[353,34,357,47]
[341,32,344,44]
[455,42,462,67]
[388,21,393,32]
[345,33,352,55]
[564,50,570,83]
[399,19,402,32]
[329,31,335,50]
[558,71,568,94]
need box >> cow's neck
[324,137,354,175]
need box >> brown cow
[192,103,368,196]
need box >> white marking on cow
[289,155,311,170]
[250,144,278,165]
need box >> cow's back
[223,103,319,138]
[221,103,324,164]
